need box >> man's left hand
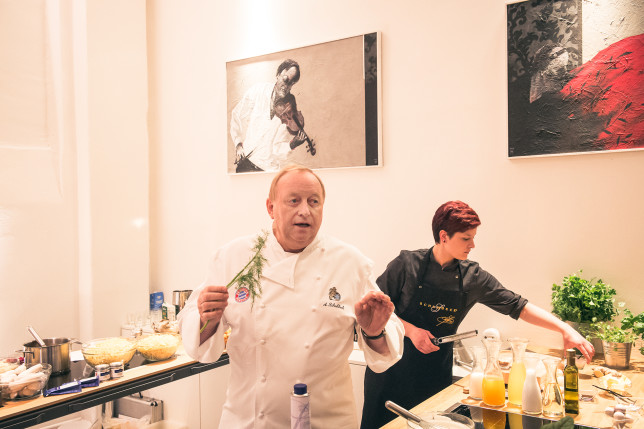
[355,291,394,336]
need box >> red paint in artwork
[561,33,644,149]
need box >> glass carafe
[482,337,505,407]
[507,338,529,406]
[521,353,542,415]
[542,357,564,417]
[469,346,485,400]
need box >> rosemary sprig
[200,230,269,333]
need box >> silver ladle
[27,325,46,347]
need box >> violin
[274,94,316,156]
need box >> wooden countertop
[382,346,644,429]
[0,347,228,428]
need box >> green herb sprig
[200,230,269,333]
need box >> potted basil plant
[551,270,618,352]
[590,304,638,369]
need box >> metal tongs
[431,330,478,346]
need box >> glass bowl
[0,362,52,400]
[0,357,21,375]
[136,333,181,362]
[81,337,137,368]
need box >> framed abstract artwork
[507,0,644,157]
[226,32,381,174]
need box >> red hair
[432,201,481,243]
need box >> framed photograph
[507,0,644,158]
[226,32,381,174]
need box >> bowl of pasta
[136,333,181,362]
[81,337,137,368]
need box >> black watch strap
[361,328,386,340]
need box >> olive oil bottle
[564,349,579,414]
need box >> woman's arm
[519,303,595,361]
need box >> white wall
[1,0,642,358]
[147,0,644,351]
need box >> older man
[179,165,404,428]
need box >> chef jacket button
[311,306,316,312]
[304,343,310,349]
[260,303,266,309]
[258,412,265,419]
[261,376,267,382]
[316,275,321,280]
[260,339,266,345]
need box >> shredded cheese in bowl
[136,333,181,362]
[81,337,137,367]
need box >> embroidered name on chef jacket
[323,287,344,309]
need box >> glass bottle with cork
[564,349,579,414]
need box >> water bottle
[291,383,311,429]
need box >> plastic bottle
[564,349,579,414]
[291,383,311,429]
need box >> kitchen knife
[431,330,478,346]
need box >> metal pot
[20,337,81,375]
[602,341,632,369]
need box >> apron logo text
[418,301,459,313]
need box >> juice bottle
[507,337,529,406]
[482,337,506,407]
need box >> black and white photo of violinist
[226,32,381,174]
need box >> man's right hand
[198,286,229,329]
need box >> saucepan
[18,327,82,375]
[385,401,475,429]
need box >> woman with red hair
[361,201,594,428]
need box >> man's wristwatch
[361,328,386,340]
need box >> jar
[109,361,124,379]
[96,364,111,381]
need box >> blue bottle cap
[294,383,307,395]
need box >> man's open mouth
[294,223,310,227]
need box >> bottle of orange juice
[482,336,506,407]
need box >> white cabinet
[198,363,231,428]
[146,361,230,428]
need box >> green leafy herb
[551,270,617,324]
[200,230,269,333]
[621,308,644,354]
[589,303,638,344]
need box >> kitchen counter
[0,346,229,429]
[381,346,644,429]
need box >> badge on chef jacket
[235,286,250,303]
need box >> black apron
[361,250,468,429]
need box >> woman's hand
[406,323,440,354]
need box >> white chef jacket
[179,232,404,429]
[229,82,293,172]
